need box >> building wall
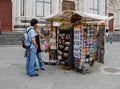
[13,0,53,32]
[0,0,12,32]
[13,0,37,31]
[12,0,108,32]
[107,0,120,32]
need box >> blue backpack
[22,28,32,49]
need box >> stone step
[0,42,21,45]
[0,32,120,45]
[0,32,23,45]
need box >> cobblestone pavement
[0,42,120,89]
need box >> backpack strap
[26,28,32,33]
[26,28,32,47]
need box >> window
[36,2,44,16]
[37,0,43,1]
[44,3,51,16]
[36,0,52,17]
[89,0,99,14]
[77,0,79,11]
[20,0,25,16]
[45,0,50,2]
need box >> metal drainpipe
[0,21,1,35]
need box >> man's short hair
[30,18,38,26]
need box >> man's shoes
[35,68,39,71]
[29,73,39,77]
[35,68,45,71]
[40,68,45,70]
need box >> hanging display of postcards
[73,23,98,69]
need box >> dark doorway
[108,13,114,32]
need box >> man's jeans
[26,48,36,75]
[109,36,113,44]
[35,52,44,68]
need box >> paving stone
[0,42,120,89]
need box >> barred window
[36,0,52,17]
[89,0,99,14]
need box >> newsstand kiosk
[43,10,113,74]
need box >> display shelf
[57,25,74,66]
[73,24,98,70]
[73,23,105,74]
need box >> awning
[74,11,113,21]
[42,10,73,22]
[41,10,113,22]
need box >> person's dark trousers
[0,28,1,35]
[109,37,113,44]
[34,52,44,69]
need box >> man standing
[26,18,39,77]
[34,25,45,71]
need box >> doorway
[0,0,12,32]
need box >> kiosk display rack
[73,24,97,71]
[49,26,57,61]
[43,10,112,73]
[43,26,58,65]
[57,22,105,73]
[73,23,105,74]
[96,24,105,63]
[57,23,74,67]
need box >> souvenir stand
[57,22,74,68]
[43,10,113,73]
